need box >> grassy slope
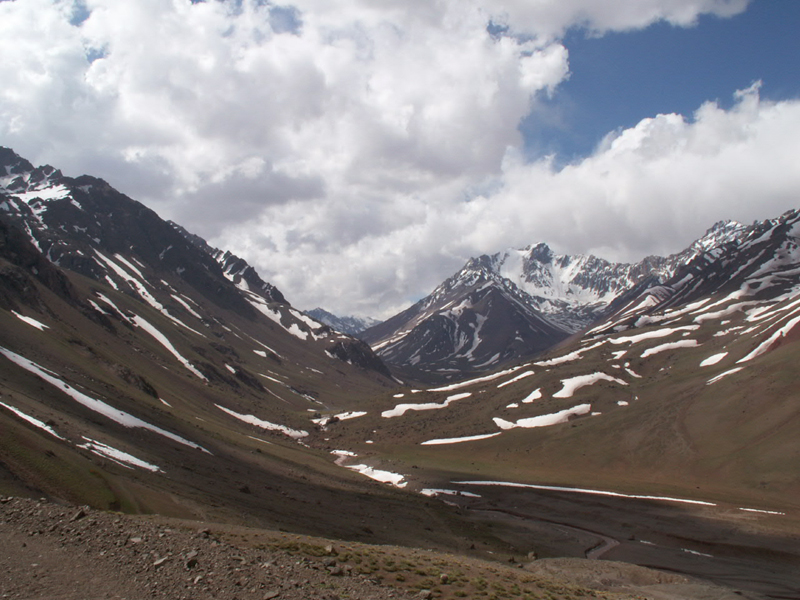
[324,301,800,515]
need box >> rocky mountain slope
[361,221,758,384]
[361,257,573,384]
[1,147,441,544]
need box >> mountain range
[2,147,799,598]
[306,307,381,336]
[360,220,763,383]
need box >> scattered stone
[263,591,280,600]
[69,509,86,523]
[439,573,449,584]
[153,556,169,568]
[416,590,433,600]
[324,544,337,555]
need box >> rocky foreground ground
[0,496,405,600]
[0,495,764,600]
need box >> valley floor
[423,480,800,600]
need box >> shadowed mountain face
[0,147,434,545]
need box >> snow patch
[216,404,308,439]
[420,432,502,445]
[0,401,64,440]
[346,464,407,487]
[11,311,49,330]
[640,339,699,358]
[78,437,162,472]
[131,314,207,381]
[700,352,728,367]
[497,370,534,388]
[454,481,717,506]
[553,373,627,398]
[493,404,591,430]
[382,392,472,418]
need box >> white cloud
[5,0,792,322]
[227,82,800,318]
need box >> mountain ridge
[360,218,764,383]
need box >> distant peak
[525,242,554,263]
[706,220,742,234]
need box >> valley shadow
[448,483,800,599]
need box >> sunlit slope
[322,214,800,509]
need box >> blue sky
[3,1,800,318]
[524,1,800,163]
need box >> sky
[2,0,800,319]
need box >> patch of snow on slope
[0,401,65,439]
[624,364,642,378]
[96,293,124,316]
[382,392,472,418]
[737,309,800,363]
[521,388,543,403]
[246,294,310,340]
[131,315,207,381]
[171,294,203,319]
[346,464,407,487]
[535,340,606,367]
[493,404,591,430]
[693,301,758,323]
[426,367,522,392]
[11,311,49,330]
[334,411,367,421]
[216,404,308,439]
[707,367,744,385]
[78,437,162,472]
[420,432,502,445]
[609,325,699,345]
[420,489,481,498]
[640,339,699,358]
[0,347,208,452]
[12,184,71,205]
[553,373,627,398]
[700,352,728,367]
[739,507,785,516]
[453,481,717,506]
[95,251,201,335]
[497,370,534,388]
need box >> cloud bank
[5,0,797,320]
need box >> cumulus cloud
[5,0,791,321]
[227,82,800,318]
